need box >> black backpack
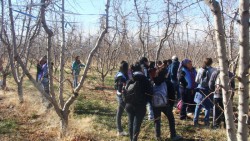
[122,79,144,105]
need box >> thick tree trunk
[237,0,249,141]
[60,111,69,137]
[204,1,237,141]
[17,81,24,103]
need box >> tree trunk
[59,0,66,108]
[237,0,249,140]
[101,75,105,87]
[60,111,69,137]
[17,81,24,103]
[204,1,237,141]
[1,73,7,89]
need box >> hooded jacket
[127,71,153,106]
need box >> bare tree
[14,0,111,136]
[94,34,120,86]
[7,0,40,103]
[155,0,177,61]
[237,0,249,140]
[204,0,237,141]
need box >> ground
[0,73,249,141]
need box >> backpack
[114,72,126,90]
[200,67,210,88]
[209,70,220,91]
[152,82,168,107]
[122,80,143,105]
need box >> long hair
[130,62,141,73]
[154,66,166,85]
[119,61,129,76]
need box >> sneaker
[204,121,210,127]
[117,131,128,136]
[187,112,193,117]
[194,121,199,127]
[171,135,183,141]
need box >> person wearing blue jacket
[179,59,197,120]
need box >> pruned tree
[204,0,237,141]
[14,0,111,136]
[0,0,10,90]
[6,0,41,103]
[237,0,249,140]
[155,0,177,61]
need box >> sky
[6,0,239,41]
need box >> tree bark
[204,1,237,141]
[237,0,249,140]
[8,0,23,103]
[17,81,24,103]
[2,73,7,89]
[59,0,66,108]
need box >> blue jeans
[153,105,176,138]
[147,102,154,119]
[125,104,146,141]
[194,89,213,123]
[41,78,49,93]
[194,104,210,123]
[73,74,78,88]
[116,95,126,132]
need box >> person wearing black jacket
[114,61,129,136]
[125,62,153,141]
[152,67,182,141]
[139,57,154,120]
[169,56,181,100]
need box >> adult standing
[169,56,181,100]
[36,57,44,82]
[114,61,129,136]
[40,56,52,109]
[193,58,216,126]
[125,62,153,141]
[179,59,197,120]
[72,56,85,88]
[209,69,235,128]
[139,57,154,120]
[152,66,182,141]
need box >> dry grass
[0,72,249,141]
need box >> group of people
[114,56,234,141]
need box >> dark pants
[172,80,180,100]
[153,105,176,138]
[213,98,225,127]
[180,88,195,119]
[125,104,146,141]
[166,80,175,108]
[116,95,126,132]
